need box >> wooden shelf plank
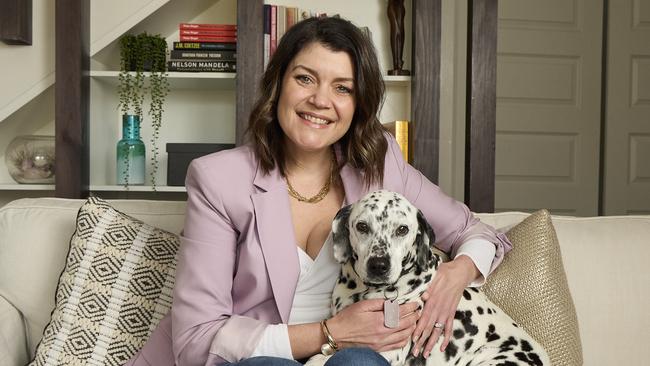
[0,184,55,191]
[90,70,236,90]
[90,185,186,192]
[384,75,411,85]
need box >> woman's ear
[331,204,353,263]
[415,209,436,270]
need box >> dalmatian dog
[306,190,550,366]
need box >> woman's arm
[172,160,267,366]
[382,134,513,358]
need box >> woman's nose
[308,86,331,109]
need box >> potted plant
[117,32,169,189]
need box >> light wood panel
[603,0,650,215]
[495,0,603,216]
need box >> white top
[289,233,340,324]
[250,237,496,359]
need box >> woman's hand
[411,255,480,358]
[327,298,420,352]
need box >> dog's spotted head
[332,190,435,285]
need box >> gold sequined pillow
[482,209,582,366]
[30,196,180,366]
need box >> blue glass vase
[116,114,146,185]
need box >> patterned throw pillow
[30,196,180,366]
[482,209,583,366]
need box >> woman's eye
[336,85,353,94]
[396,225,409,236]
[295,75,312,84]
[356,222,369,233]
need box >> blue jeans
[224,347,390,366]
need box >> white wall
[0,0,55,124]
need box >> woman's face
[277,42,356,155]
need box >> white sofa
[1,198,649,366]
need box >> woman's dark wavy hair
[246,16,387,187]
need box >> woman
[128,16,512,366]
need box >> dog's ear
[415,209,436,270]
[332,204,353,263]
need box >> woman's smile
[298,112,334,127]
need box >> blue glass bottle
[116,114,146,185]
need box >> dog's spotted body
[306,190,550,366]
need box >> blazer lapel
[251,163,299,324]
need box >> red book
[270,5,277,57]
[179,35,237,43]
[179,23,237,31]
[180,29,237,37]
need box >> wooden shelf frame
[53,0,497,212]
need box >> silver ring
[433,322,444,329]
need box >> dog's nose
[367,256,391,276]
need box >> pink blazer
[127,135,512,366]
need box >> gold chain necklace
[286,150,336,204]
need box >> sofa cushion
[30,196,180,366]
[482,209,582,366]
[0,296,29,366]
[0,198,185,358]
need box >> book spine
[394,121,409,163]
[179,35,237,43]
[286,7,296,30]
[170,50,236,61]
[173,42,237,50]
[180,29,237,37]
[270,5,277,57]
[167,60,236,72]
[179,23,237,31]
[277,5,286,43]
[264,4,271,69]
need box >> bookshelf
[48,0,446,200]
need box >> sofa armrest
[0,295,29,366]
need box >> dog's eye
[356,222,369,233]
[396,225,409,236]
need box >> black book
[170,49,236,61]
[167,60,236,72]
[172,41,237,51]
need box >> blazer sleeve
[384,134,513,273]
[172,160,267,366]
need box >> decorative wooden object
[387,0,410,75]
[0,0,32,45]
[55,0,89,198]
[465,0,498,213]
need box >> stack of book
[169,23,237,73]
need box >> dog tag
[384,299,399,328]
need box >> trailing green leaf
[117,32,169,190]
